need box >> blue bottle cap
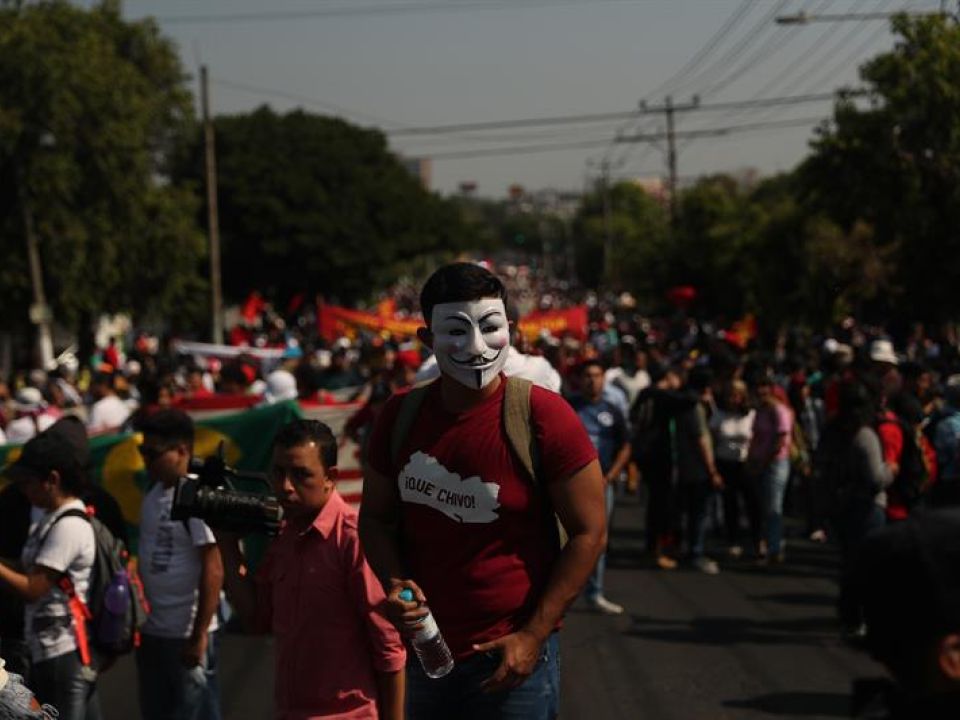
[399,588,414,602]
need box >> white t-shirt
[21,499,96,662]
[87,395,131,434]
[710,408,756,463]
[415,346,562,393]
[5,415,57,445]
[138,483,219,638]
[605,367,651,408]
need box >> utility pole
[18,177,54,370]
[600,159,614,284]
[201,65,224,345]
[638,95,700,230]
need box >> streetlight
[776,9,948,24]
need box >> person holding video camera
[216,419,406,720]
[136,410,223,720]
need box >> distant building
[400,157,432,189]
[627,176,668,204]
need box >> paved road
[100,493,884,719]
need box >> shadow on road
[626,613,840,647]
[723,691,850,717]
[748,592,836,607]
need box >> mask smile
[450,348,504,367]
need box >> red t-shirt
[367,376,596,659]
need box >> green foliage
[0,0,205,332]
[175,106,471,305]
[799,13,960,322]
[573,180,669,301]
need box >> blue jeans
[136,631,221,720]
[680,482,713,559]
[762,458,791,556]
[31,650,102,720]
[406,632,560,720]
[585,481,616,600]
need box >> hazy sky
[122,0,940,196]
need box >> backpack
[878,416,928,509]
[39,507,149,668]
[390,376,566,546]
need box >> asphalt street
[100,492,885,719]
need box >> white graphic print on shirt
[399,451,500,523]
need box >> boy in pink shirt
[218,420,405,719]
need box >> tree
[671,174,754,318]
[175,106,471,305]
[799,13,960,322]
[0,0,205,349]
[572,180,669,302]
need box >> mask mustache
[450,349,503,366]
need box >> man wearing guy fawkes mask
[360,262,607,720]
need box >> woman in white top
[710,379,761,558]
[0,426,99,720]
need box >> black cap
[2,416,88,481]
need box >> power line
[641,0,758,101]
[211,77,400,128]
[677,0,898,153]
[417,116,826,160]
[387,92,842,136]
[735,0,874,107]
[600,0,776,167]
[618,116,827,143]
[664,0,792,98]
[153,0,649,25]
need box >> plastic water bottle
[98,569,130,647]
[399,588,454,678]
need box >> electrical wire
[416,116,825,160]
[154,0,652,25]
[597,0,770,171]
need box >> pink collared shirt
[256,490,406,719]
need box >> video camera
[171,443,283,536]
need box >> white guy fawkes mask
[430,298,511,390]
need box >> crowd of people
[1,259,960,718]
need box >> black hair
[219,362,248,388]
[419,263,507,326]
[836,379,878,437]
[273,419,338,470]
[137,409,195,446]
[57,461,87,497]
[688,366,713,393]
[578,358,605,375]
[92,371,115,389]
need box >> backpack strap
[36,508,90,553]
[35,508,95,668]
[390,380,436,468]
[503,377,539,483]
[502,377,566,545]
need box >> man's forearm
[606,443,632,481]
[523,527,605,642]
[697,435,717,475]
[358,512,405,588]
[191,546,224,641]
[375,669,405,720]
